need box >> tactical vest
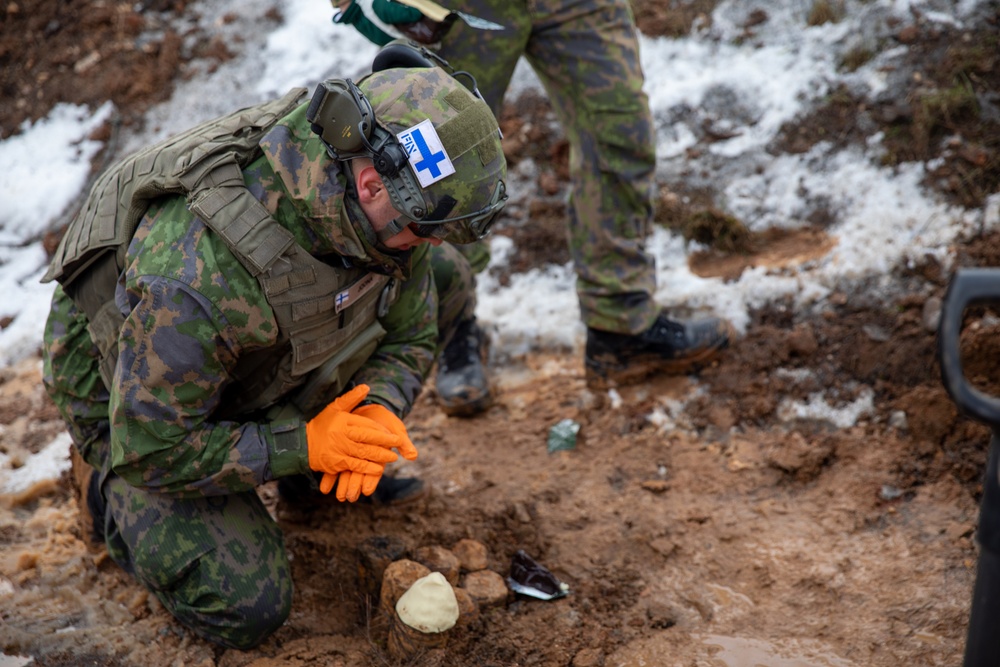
[43,88,400,419]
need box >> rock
[764,432,833,481]
[453,586,480,629]
[649,537,678,558]
[412,545,461,586]
[452,538,489,572]
[640,480,670,494]
[896,25,920,43]
[572,648,604,667]
[922,296,942,332]
[461,569,509,609]
[788,323,818,356]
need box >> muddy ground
[2,1,1000,666]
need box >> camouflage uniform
[436,0,659,334]
[42,90,481,648]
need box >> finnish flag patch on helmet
[397,119,456,188]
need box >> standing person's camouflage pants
[434,0,659,335]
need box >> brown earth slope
[2,1,999,666]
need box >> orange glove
[331,403,420,502]
[305,384,401,497]
[354,403,418,461]
[329,468,380,502]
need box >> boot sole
[374,485,430,507]
[585,342,728,390]
[439,392,494,418]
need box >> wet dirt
[2,1,1000,666]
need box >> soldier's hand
[354,403,418,461]
[370,0,450,44]
[326,469,382,502]
[321,403,419,502]
[306,388,419,501]
[305,384,400,496]
[371,0,423,24]
[333,0,421,46]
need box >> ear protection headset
[307,78,412,170]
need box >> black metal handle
[965,439,1000,667]
[939,267,1000,427]
[939,268,1000,667]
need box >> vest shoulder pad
[42,87,308,287]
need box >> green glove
[333,0,395,46]
[372,0,424,24]
[334,0,431,46]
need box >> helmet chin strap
[376,217,409,244]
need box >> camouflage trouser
[430,241,478,351]
[42,285,292,649]
[101,453,292,650]
[435,0,659,334]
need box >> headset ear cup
[372,41,435,71]
[306,79,375,153]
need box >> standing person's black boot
[435,317,493,417]
[585,311,734,388]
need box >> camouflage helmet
[357,66,507,245]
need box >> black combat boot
[367,476,426,505]
[277,472,426,511]
[585,311,734,388]
[435,317,493,417]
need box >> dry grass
[807,0,844,26]
[681,208,755,254]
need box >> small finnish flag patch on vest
[335,273,380,314]
[397,119,455,188]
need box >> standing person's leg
[438,0,660,333]
[434,0,531,115]
[522,0,732,383]
[435,0,730,386]
[522,0,659,334]
[434,0,530,276]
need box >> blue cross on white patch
[397,119,455,188]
